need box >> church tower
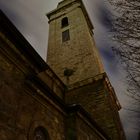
[47,0,104,85]
[47,0,126,140]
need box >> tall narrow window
[62,30,70,42]
[61,17,69,28]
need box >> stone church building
[0,0,126,139]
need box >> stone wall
[66,75,124,140]
[0,35,66,140]
[47,0,104,85]
[76,114,106,140]
[0,11,125,140]
[0,41,107,140]
[65,106,108,140]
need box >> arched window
[33,127,50,140]
[61,17,69,28]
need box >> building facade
[47,0,104,85]
[47,0,125,140]
[0,0,125,140]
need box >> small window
[33,127,50,140]
[62,30,70,42]
[61,17,69,28]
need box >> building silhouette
[0,0,125,139]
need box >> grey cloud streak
[0,0,59,59]
[0,0,139,139]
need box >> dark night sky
[0,0,139,139]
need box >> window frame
[33,126,50,140]
[62,29,70,42]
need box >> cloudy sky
[0,0,139,139]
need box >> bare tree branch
[108,0,140,101]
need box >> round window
[33,127,49,140]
